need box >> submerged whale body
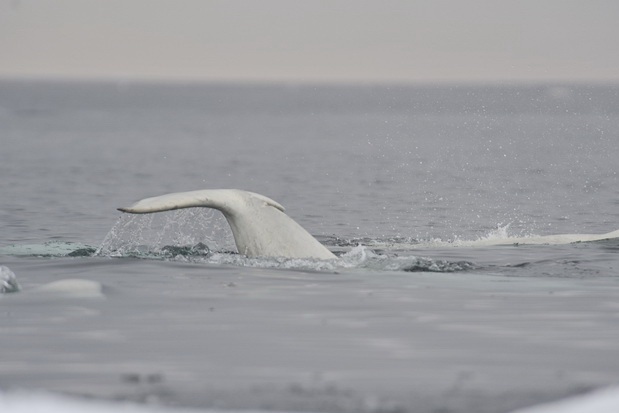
[118,189,336,260]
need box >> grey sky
[1,0,618,83]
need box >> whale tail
[118,189,336,260]
[118,189,285,214]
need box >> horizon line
[2,74,619,88]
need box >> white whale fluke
[118,189,336,260]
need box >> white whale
[470,229,619,246]
[377,229,619,250]
[118,189,336,260]
[118,189,619,259]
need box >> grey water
[1,80,619,413]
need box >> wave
[0,389,286,413]
[0,241,96,258]
[3,216,617,275]
[0,239,475,275]
[340,224,619,249]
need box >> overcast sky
[1,0,618,83]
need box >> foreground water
[1,80,619,413]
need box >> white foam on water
[4,387,619,413]
[0,390,306,413]
[0,391,193,413]
[509,386,619,413]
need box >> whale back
[505,229,619,245]
[118,189,336,260]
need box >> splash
[94,218,475,273]
[339,245,476,272]
[446,223,518,247]
[200,252,340,272]
[93,212,476,273]
[95,208,235,257]
[354,223,543,249]
[171,245,475,273]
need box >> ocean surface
[1,80,619,413]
